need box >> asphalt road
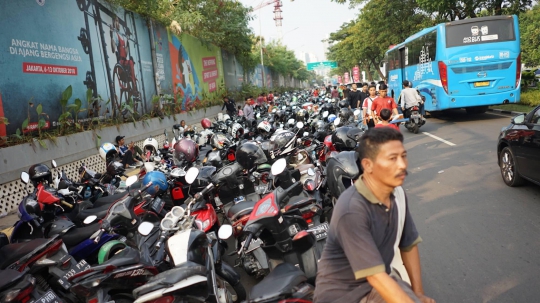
[402,110,540,303]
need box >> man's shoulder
[334,185,368,215]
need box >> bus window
[425,31,437,60]
[446,18,515,47]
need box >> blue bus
[385,15,521,114]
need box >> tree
[326,0,431,80]
[520,4,540,67]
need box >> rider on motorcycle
[399,80,424,119]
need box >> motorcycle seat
[249,262,307,301]
[61,223,100,248]
[226,200,257,221]
[76,203,111,223]
[101,246,140,268]
[284,195,316,212]
[92,191,129,208]
[0,269,25,289]
[0,238,54,269]
[133,261,207,298]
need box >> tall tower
[274,1,283,41]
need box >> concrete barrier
[0,105,222,216]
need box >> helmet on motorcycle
[174,138,199,164]
[28,163,52,186]
[257,121,273,139]
[338,100,349,108]
[143,137,159,156]
[210,133,232,150]
[142,171,169,196]
[201,118,212,129]
[296,109,307,122]
[326,151,361,199]
[236,142,268,170]
[332,127,363,151]
[321,103,334,115]
[231,123,244,139]
[99,142,118,163]
[339,107,353,121]
[328,114,337,123]
[269,130,296,159]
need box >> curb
[487,108,527,116]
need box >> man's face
[368,87,376,96]
[181,121,185,127]
[352,84,357,90]
[369,140,408,188]
[362,85,368,92]
[119,138,125,145]
[379,88,387,98]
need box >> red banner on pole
[344,72,350,83]
[352,66,360,83]
[337,76,342,84]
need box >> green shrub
[520,89,540,107]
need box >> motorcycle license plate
[57,259,90,289]
[474,81,489,87]
[312,222,329,241]
[29,289,62,303]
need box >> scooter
[404,105,425,134]
[132,167,245,303]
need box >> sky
[239,0,359,63]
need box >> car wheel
[500,147,524,187]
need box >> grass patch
[520,88,540,107]
[489,103,535,113]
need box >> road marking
[422,132,456,146]
[485,112,513,118]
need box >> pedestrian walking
[362,84,378,128]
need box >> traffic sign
[306,61,337,71]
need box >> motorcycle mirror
[271,158,287,176]
[323,111,329,118]
[20,172,30,184]
[84,215,97,225]
[138,221,154,236]
[185,167,200,184]
[154,156,162,163]
[303,132,309,137]
[51,159,57,168]
[307,168,315,176]
[296,121,304,129]
[218,224,233,240]
[334,117,341,126]
[354,109,361,116]
[125,175,138,187]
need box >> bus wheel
[466,106,488,114]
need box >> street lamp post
[259,10,266,89]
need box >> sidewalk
[0,166,140,237]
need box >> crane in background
[251,0,294,87]
[252,0,294,42]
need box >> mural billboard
[168,32,224,111]
[0,0,159,136]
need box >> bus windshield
[446,18,515,48]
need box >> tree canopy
[326,0,432,80]
[327,0,539,80]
